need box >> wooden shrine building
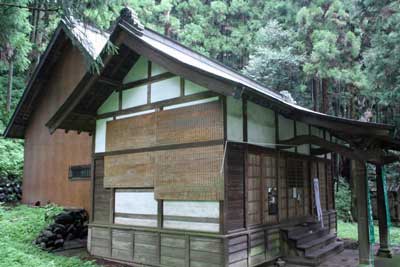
[10,7,400,267]
[3,19,109,211]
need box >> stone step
[290,227,330,246]
[297,233,337,254]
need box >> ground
[2,204,400,267]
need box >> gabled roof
[46,8,396,143]
[4,18,108,138]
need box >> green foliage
[0,137,23,178]
[335,177,352,221]
[0,204,97,267]
[337,220,400,245]
[243,20,306,103]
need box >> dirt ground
[55,244,400,267]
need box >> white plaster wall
[185,80,208,95]
[151,77,180,102]
[248,102,275,147]
[227,96,243,142]
[95,118,113,153]
[296,121,310,155]
[115,191,158,214]
[163,201,220,232]
[123,56,148,83]
[122,84,147,109]
[164,97,219,110]
[278,115,295,152]
[97,90,119,115]
[151,62,167,76]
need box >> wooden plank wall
[225,143,245,232]
[23,42,91,211]
[93,158,111,223]
[89,226,225,267]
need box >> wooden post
[353,160,374,266]
[376,165,393,258]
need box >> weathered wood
[353,160,373,265]
[376,165,393,258]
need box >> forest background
[0,1,399,213]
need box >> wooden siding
[105,101,223,152]
[225,143,245,232]
[23,42,91,211]
[93,158,111,223]
[89,226,224,267]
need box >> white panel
[123,56,148,83]
[164,201,220,218]
[97,90,119,115]
[122,84,148,109]
[248,102,275,147]
[164,97,219,110]
[151,62,167,76]
[115,191,158,215]
[151,77,180,102]
[114,217,157,227]
[278,115,294,152]
[163,201,220,232]
[116,109,155,120]
[296,121,310,155]
[227,96,243,142]
[163,220,219,232]
[95,118,113,153]
[185,80,208,95]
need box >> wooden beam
[98,77,123,87]
[279,134,393,164]
[123,71,175,90]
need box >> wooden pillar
[376,165,393,258]
[352,160,374,266]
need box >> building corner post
[376,164,393,258]
[353,160,374,266]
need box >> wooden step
[285,242,344,266]
[305,241,344,261]
[297,233,337,253]
[290,227,330,245]
[282,222,320,237]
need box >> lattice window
[247,153,262,226]
[68,165,91,180]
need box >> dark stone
[54,213,74,225]
[42,230,54,238]
[54,239,64,248]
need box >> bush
[0,204,97,267]
[335,177,352,221]
[0,137,23,178]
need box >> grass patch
[338,220,400,245]
[0,204,98,267]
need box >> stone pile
[34,209,89,251]
[0,180,22,202]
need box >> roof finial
[119,7,144,35]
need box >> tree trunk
[6,60,13,113]
[312,77,319,111]
[321,78,329,113]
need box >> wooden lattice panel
[247,153,262,226]
[156,101,223,145]
[106,113,156,152]
[327,163,333,210]
[104,152,155,188]
[262,154,278,224]
[105,101,223,152]
[278,155,287,220]
[155,145,224,200]
[318,161,327,211]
